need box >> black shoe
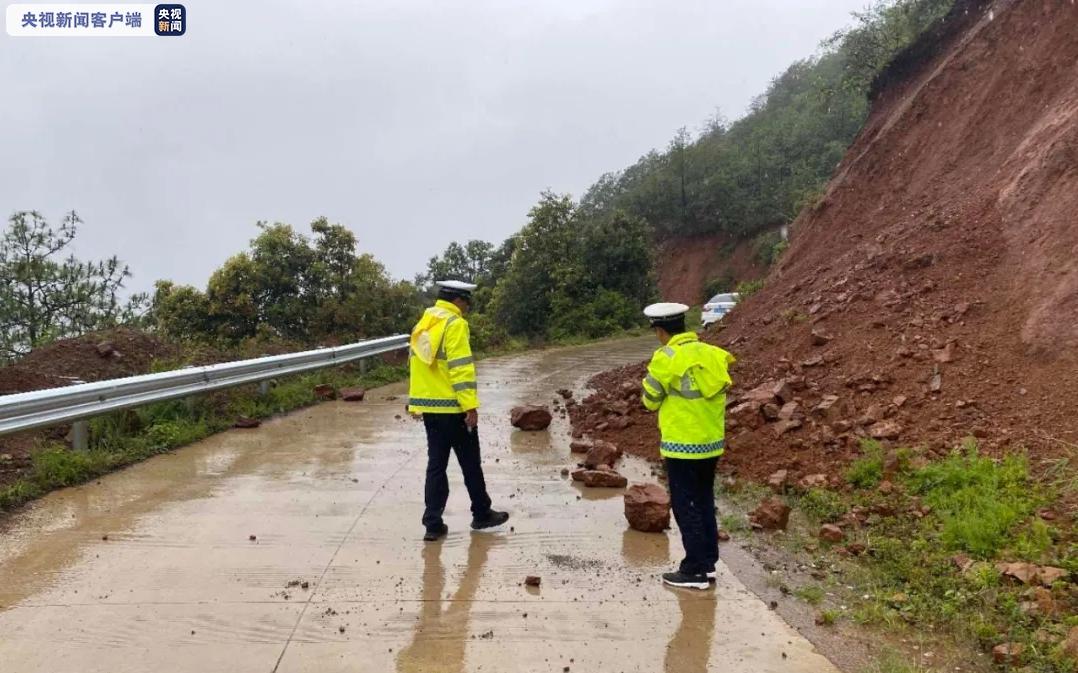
[423,524,448,542]
[707,568,717,582]
[662,571,710,590]
[471,510,510,531]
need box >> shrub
[846,439,885,488]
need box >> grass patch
[798,488,846,523]
[774,440,1075,673]
[907,444,1041,558]
[846,438,885,489]
[794,585,825,605]
[720,513,749,534]
[0,362,408,513]
[861,649,932,673]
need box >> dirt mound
[0,328,180,395]
[572,0,1078,486]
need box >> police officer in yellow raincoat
[408,281,509,542]
[641,302,735,589]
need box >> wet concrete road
[0,338,839,673]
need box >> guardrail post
[359,358,369,376]
[71,420,89,451]
[258,380,270,396]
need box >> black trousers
[422,413,493,530]
[665,456,719,576]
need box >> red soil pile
[571,0,1078,487]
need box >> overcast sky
[2,0,869,293]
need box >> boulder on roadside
[571,467,628,489]
[340,387,366,402]
[744,380,794,405]
[623,483,671,532]
[569,440,593,454]
[749,497,791,530]
[313,384,337,401]
[584,441,622,469]
[233,416,261,429]
[511,405,553,431]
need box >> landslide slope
[572,0,1078,484]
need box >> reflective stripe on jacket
[407,300,479,414]
[641,332,735,459]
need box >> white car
[701,292,739,327]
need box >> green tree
[0,211,147,360]
[152,217,420,345]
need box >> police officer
[640,302,735,589]
[408,280,509,542]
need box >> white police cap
[643,302,690,324]
[436,280,478,292]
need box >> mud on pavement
[0,337,841,673]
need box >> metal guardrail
[0,334,409,448]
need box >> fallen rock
[819,524,845,543]
[802,355,824,367]
[778,402,802,421]
[1038,566,1068,586]
[1063,626,1078,661]
[811,395,840,419]
[623,483,671,532]
[557,389,573,400]
[571,468,628,488]
[524,575,541,587]
[583,441,622,469]
[761,403,781,422]
[773,419,803,436]
[952,554,974,572]
[718,530,731,542]
[932,342,956,363]
[340,387,366,402]
[992,643,1025,666]
[569,440,592,454]
[869,420,902,440]
[857,404,885,426]
[844,543,867,556]
[1021,587,1059,618]
[233,416,261,429]
[997,562,1040,585]
[604,399,631,416]
[929,372,942,393]
[767,470,789,492]
[810,328,833,346]
[749,497,791,530]
[95,341,117,358]
[745,380,794,405]
[313,384,337,400]
[511,406,553,431]
[798,473,829,489]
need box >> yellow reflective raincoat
[407,300,478,414]
[641,332,735,459]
